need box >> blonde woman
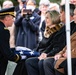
[25,10,63,75]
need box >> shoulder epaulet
[4,27,8,30]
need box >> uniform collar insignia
[4,27,8,30]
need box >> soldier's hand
[21,55,27,60]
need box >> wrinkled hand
[63,52,67,57]
[54,54,61,60]
[38,53,47,60]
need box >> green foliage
[36,0,61,5]
[0,0,61,6]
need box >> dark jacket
[14,11,41,50]
[0,22,21,75]
[46,21,76,57]
[36,21,76,57]
[15,5,20,13]
[54,32,76,74]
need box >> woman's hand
[38,53,47,60]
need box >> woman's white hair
[39,0,50,6]
[49,3,60,12]
[3,0,13,8]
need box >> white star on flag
[19,51,23,54]
[29,51,34,55]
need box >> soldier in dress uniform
[0,7,21,75]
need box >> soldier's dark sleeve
[0,29,21,62]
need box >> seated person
[54,6,76,75]
[42,4,76,75]
[0,7,22,75]
[25,10,65,75]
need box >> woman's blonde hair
[46,10,61,25]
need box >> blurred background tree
[0,0,61,6]
[36,0,61,5]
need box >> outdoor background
[0,0,61,6]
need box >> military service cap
[0,7,15,17]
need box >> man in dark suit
[0,7,22,75]
[54,6,76,75]
[43,4,76,75]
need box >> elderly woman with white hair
[2,0,13,8]
[39,0,50,17]
[49,3,60,12]
[38,0,50,42]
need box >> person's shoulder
[0,22,9,33]
[15,5,20,12]
[0,22,4,30]
[71,21,76,25]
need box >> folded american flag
[15,46,40,57]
